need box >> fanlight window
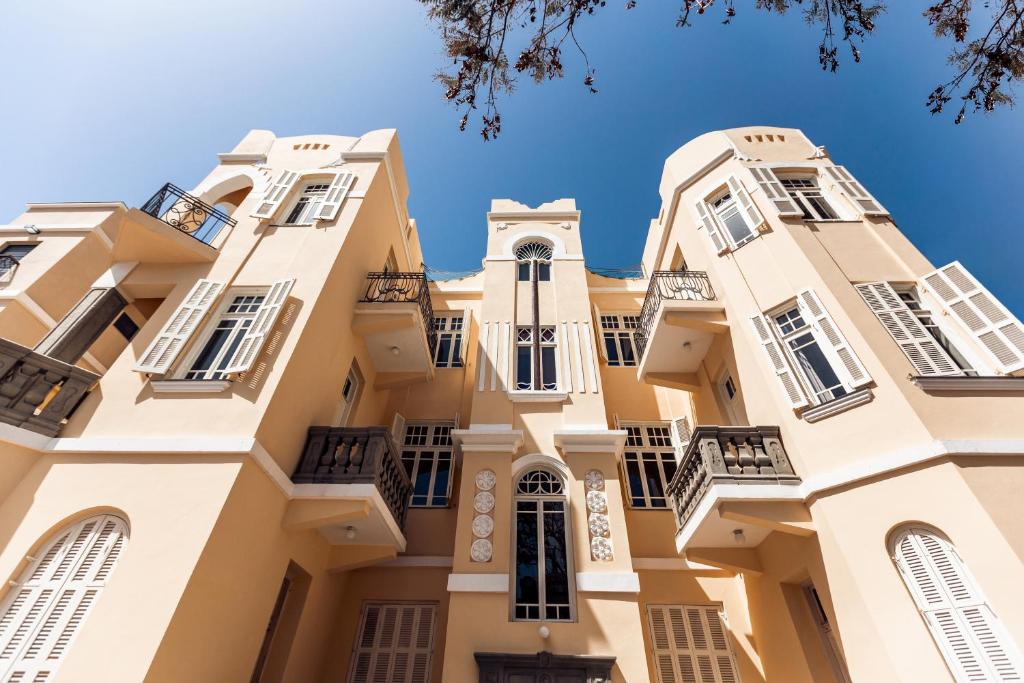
[514,241,554,262]
[515,241,553,282]
[516,469,564,495]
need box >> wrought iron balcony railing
[667,425,800,531]
[0,338,98,436]
[140,183,237,246]
[292,426,413,530]
[634,270,716,360]
[361,272,437,353]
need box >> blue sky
[1,1,1021,313]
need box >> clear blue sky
[1,1,1021,313]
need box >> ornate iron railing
[292,426,413,530]
[634,270,716,360]
[0,338,98,436]
[667,425,800,531]
[140,183,237,246]
[361,272,437,353]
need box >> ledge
[912,375,1024,393]
[150,380,231,394]
[553,429,627,456]
[506,390,568,404]
[452,427,524,453]
[802,387,873,423]
[447,573,509,593]
[575,571,640,593]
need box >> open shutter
[797,289,872,388]
[222,279,295,375]
[920,261,1024,374]
[647,605,739,683]
[855,282,961,377]
[694,201,727,254]
[317,171,356,221]
[251,170,299,220]
[458,308,471,366]
[592,304,609,361]
[134,279,223,374]
[669,416,691,462]
[390,413,406,447]
[749,315,809,409]
[727,175,765,231]
[749,167,802,217]
[823,165,887,216]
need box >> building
[0,125,1021,682]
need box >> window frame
[515,326,558,391]
[280,181,331,226]
[400,421,456,508]
[893,285,982,376]
[0,243,37,276]
[432,315,465,368]
[709,187,756,248]
[769,303,851,405]
[600,314,640,367]
[778,175,841,221]
[620,423,678,509]
[334,363,363,427]
[176,288,268,381]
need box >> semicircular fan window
[514,241,554,262]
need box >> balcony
[139,183,236,247]
[352,273,437,387]
[634,271,727,389]
[0,338,98,436]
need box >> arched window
[515,241,553,282]
[513,468,572,621]
[0,514,128,680]
[891,526,1023,682]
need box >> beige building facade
[0,125,1021,682]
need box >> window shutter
[459,308,471,365]
[727,175,765,231]
[390,413,406,447]
[669,416,691,462]
[647,604,739,683]
[893,528,1023,682]
[134,279,223,374]
[749,315,809,409]
[855,282,960,377]
[796,289,872,388]
[251,170,299,220]
[694,201,727,254]
[349,603,435,683]
[222,279,295,375]
[592,304,608,361]
[920,261,1024,374]
[317,171,356,222]
[822,165,887,216]
[748,167,802,217]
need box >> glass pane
[541,347,557,390]
[188,323,234,376]
[790,333,848,401]
[411,454,433,506]
[643,455,666,506]
[619,332,635,365]
[604,333,620,365]
[435,336,451,366]
[721,209,752,244]
[211,319,251,378]
[517,347,533,390]
[431,457,450,505]
[542,507,570,609]
[401,451,416,478]
[662,457,678,490]
[285,199,307,224]
[518,263,531,281]
[537,263,551,281]
[451,337,463,367]
[515,509,539,607]
[625,458,646,507]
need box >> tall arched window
[515,241,553,282]
[0,514,128,680]
[513,469,573,621]
[891,525,1023,682]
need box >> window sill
[801,387,873,423]
[912,375,1024,393]
[150,379,232,394]
[506,390,569,403]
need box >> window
[183,293,266,380]
[400,422,454,507]
[896,287,976,375]
[113,312,139,341]
[0,243,35,275]
[802,581,852,683]
[647,604,740,683]
[282,182,330,225]
[514,469,572,621]
[432,316,464,368]
[600,314,639,367]
[772,306,849,404]
[0,514,128,681]
[780,177,839,220]
[710,189,755,247]
[348,603,436,683]
[622,424,678,508]
[515,241,553,282]
[515,326,558,391]
[335,364,362,426]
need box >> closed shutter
[796,289,872,388]
[134,279,223,374]
[349,603,435,683]
[748,167,802,217]
[694,201,727,254]
[317,171,357,221]
[726,175,765,232]
[390,413,406,447]
[0,515,128,682]
[749,315,809,409]
[647,604,740,683]
[252,170,299,220]
[893,528,1023,682]
[855,282,960,376]
[920,262,1024,374]
[222,279,295,374]
[669,416,691,462]
[822,165,887,216]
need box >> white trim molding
[452,427,524,453]
[553,429,628,456]
[913,376,1024,392]
[801,387,874,423]
[150,380,232,394]
[506,390,568,404]
[575,571,641,593]
[447,573,509,593]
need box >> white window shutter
[222,279,295,375]
[749,314,809,409]
[920,261,1024,374]
[647,604,739,683]
[797,289,872,389]
[251,170,299,220]
[459,308,472,365]
[855,282,961,376]
[694,201,727,254]
[592,303,607,361]
[893,528,1023,682]
[134,279,223,374]
[317,171,356,222]
[749,167,802,217]
[669,416,691,462]
[727,175,765,232]
[349,603,435,683]
[390,413,406,446]
[823,165,888,216]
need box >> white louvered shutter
[459,308,471,365]
[893,528,1023,682]
[823,165,887,216]
[317,171,357,221]
[726,175,765,232]
[694,201,727,254]
[749,315,809,409]
[390,413,406,447]
[349,604,435,683]
[796,289,872,389]
[647,605,740,683]
[920,262,1024,374]
[0,515,127,682]
[222,279,295,375]
[855,282,960,377]
[251,170,299,220]
[669,416,691,463]
[748,167,802,217]
[134,279,223,374]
